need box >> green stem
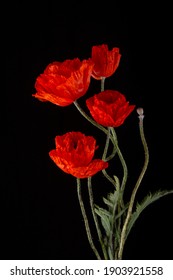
[114,203,122,259]
[76,178,101,260]
[73,101,108,135]
[106,145,117,161]
[100,78,117,162]
[109,179,120,258]
[73,101,116,160]
[102,169,117,188]
[101,126,118,187]
[101,77,106,92]
[87,177,108,260]
[118,113,149,260]
[110,127,128,204]
[102,127,111,161]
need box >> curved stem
[106,143,117,161]
[101,126,117,187]
[110,127,128,204]
[108,178,120,258]
[73,101,108,135]
[87,177,108,260]
[76,178,101,260]
[100,78,117,162]
[102,169,117,188]
[118,114,149,259]
[73,100,116,159]
[104,128,118,161]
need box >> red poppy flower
[49,132,108,178]
[86,90,135,127]
[91,44,121,80]
[33,58,94,106]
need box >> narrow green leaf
[126,190,173,239]
[102,197,114,208]
[108,245,114,260]
[95,207,111,234]
[94,205,110,217]
[114,204,129,221]
[94,189,119,238]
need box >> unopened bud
[137,107,144,120]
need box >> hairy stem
[110,127,128,205]
[73,100,116,160]
[118,113,149,259]
[73,101,108,135]
[102,127,111,161]
[102,169,117,188]
[87,177,108,260]
[76,178,101,260]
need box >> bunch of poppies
[33,44,173,260]
[33,44,135,179]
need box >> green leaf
[95,206,111,234]
[94,188,121,241]
[94,205,111,218]
[126,189,173,240]
[108,246,114,260]
[102,197,114,208]
[114,204,129,221]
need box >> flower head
[86,90,135,127]
[49,132,108,178]
[91,44,121,80]
[33,58,94,106]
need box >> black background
[5,1,173,260]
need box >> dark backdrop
[5,1,173,260]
